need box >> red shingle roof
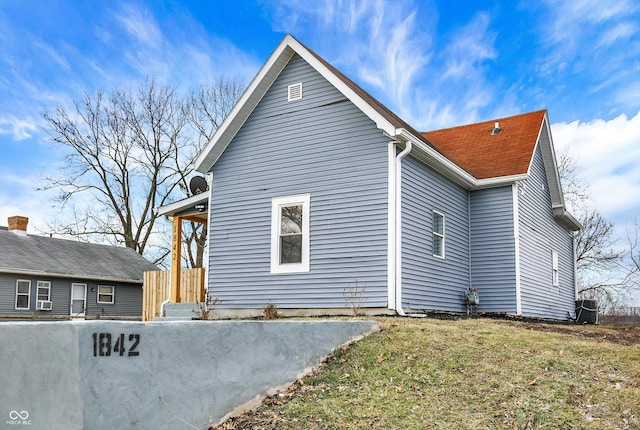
[421,110,547,180]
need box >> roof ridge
[421,109,547,134]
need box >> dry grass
[215,317,640,430]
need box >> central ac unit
[37,300,53,311]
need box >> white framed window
[37,281,51,301]
[97,285,115,304]
[270,194,310,273]
[15,279,31,309]
[288,83,303,101]
[433,210,445,258]
[552,251,559,287]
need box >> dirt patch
[507,320,640,346]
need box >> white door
[70,283,87,316]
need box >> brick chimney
[8,216,29,236]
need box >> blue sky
[1,1,639,263]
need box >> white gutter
[394,140,412,316]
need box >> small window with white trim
[97,285,115,304]
[37,281,51,301]
[15,279,31,309]
[288,83,303,101]
[552,251,559,287]
[433,211,445,258]
[271,194,310,273]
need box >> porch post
[170,216,182,303]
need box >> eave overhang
[155,194,208,220]
[0,268,143,284]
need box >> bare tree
[558,150,638,311]
[187,77,245,145]
[179,78,245,268]
[42,77,243,267]
[575,210,623,274]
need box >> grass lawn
[214,317,639,430]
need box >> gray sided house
[0,216,158,318]
[189,35,581,320]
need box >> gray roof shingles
[0,229,158,283]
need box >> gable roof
[422,110,547,180]
[192,34,579,230]
[0,230,158,283]
[192,34,476,186]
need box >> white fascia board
[473,174,530,189]
[537,113,566,209]
[553,207,583,231]
[0,268,142,284]
[192,37,296,173]
[155,194,209,218]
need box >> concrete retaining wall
[1,320,378,430]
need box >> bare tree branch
[559,151,638,311]
[42,76,243,267]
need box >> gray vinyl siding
[469,186,518,313]
[400,154,470,312]
[518,144,576,320]
[207,54,389,309]
[0,274,142,317]
[86,282,143,317]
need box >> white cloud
[551,111,640,220]
[112,2,162,49]
[33,40,71,71]
[0,172,57,232]
[542,0,637,45]
[598,21,637,47]
[103,3,259,87]
[266,0,433,113]
[0,114,37,140]
[440,13,496,81]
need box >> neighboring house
[0,216,158,318]
[175,34,581,320]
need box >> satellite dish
[189,176,208,195]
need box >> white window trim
[432,210,445,259]
[270,194,310,274]
[97,285,115,304]
[552,250,559,287]
[15,279,31,310]
[37,280,51,301]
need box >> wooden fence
[142,268,206,321]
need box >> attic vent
[288,83,303,101]
[491,121,502,135]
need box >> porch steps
[154,302,201,321]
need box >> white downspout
[394,141,412,316]
[513,183,522,315]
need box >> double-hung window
[271,194,310,273]
[552,251,559,287]
[15,280,31,309]
[433,211,445,258]
[37,281,51,301]
[97,285,115,304]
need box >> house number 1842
[92,333,140,357]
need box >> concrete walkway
[1,319,378,430]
